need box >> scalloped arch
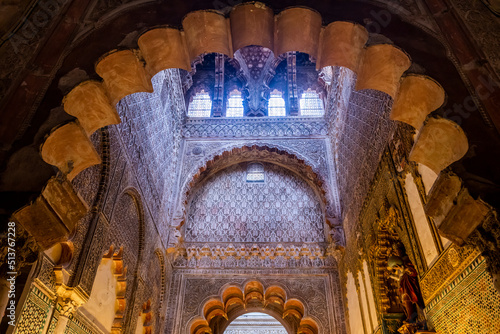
[188,280,319,334]
[81,245,128,333]
[182,145,329,214]
[28,1,468,252]
[39,2,467,186]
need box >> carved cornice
[172,243,336,269]
[183,116,328,138]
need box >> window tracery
[299,89,324,117]
[268,90,286,117]
[226,89,244,117]
[246,163,265,183]
[188,90,212,117]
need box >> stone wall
[164,271,346,334]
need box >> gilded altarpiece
[344,136,500,334]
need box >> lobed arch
[154,249,167,311]
[4,0,482,150]
[109,188,147,279]
[179,144,332,216]
[187,280,321,334]
[120,187,146,266]
[13,2,468,253]
[177,144,337,248]
[111,187,147,332]
[135,299,153,334]
[80,245,128,334]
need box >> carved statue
[387,255,425,325]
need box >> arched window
[299,89,324,116]
[226,89,244,117]
[187,90,212,117]
[246,163,265,183]
[268,89,286,117]
[224,313,287,334]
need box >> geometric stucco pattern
[335,87,395,227]
[110,192,141,306]
[183,117,328,139]
[186,162,325,244]
[116,69,184,223]
[166,274,342,334]
[178,137,335,218]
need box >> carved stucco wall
[138,249,166,332]
[116,69,184,240]
[109,191,141,311]
[324,66,399,243]
[185,162,325,245]
[65,129,105,282]
[164,272,346,334]
[95,125,170,333]
[338,145,424,333]
[350,146,426,269]
[333,80,396,232]
[25,122,171,333]
[177,132,336,220]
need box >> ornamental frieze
[183,117,328,138]
[171,243,336,269]
[419,243,479,304]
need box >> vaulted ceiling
[1,0,499,226]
